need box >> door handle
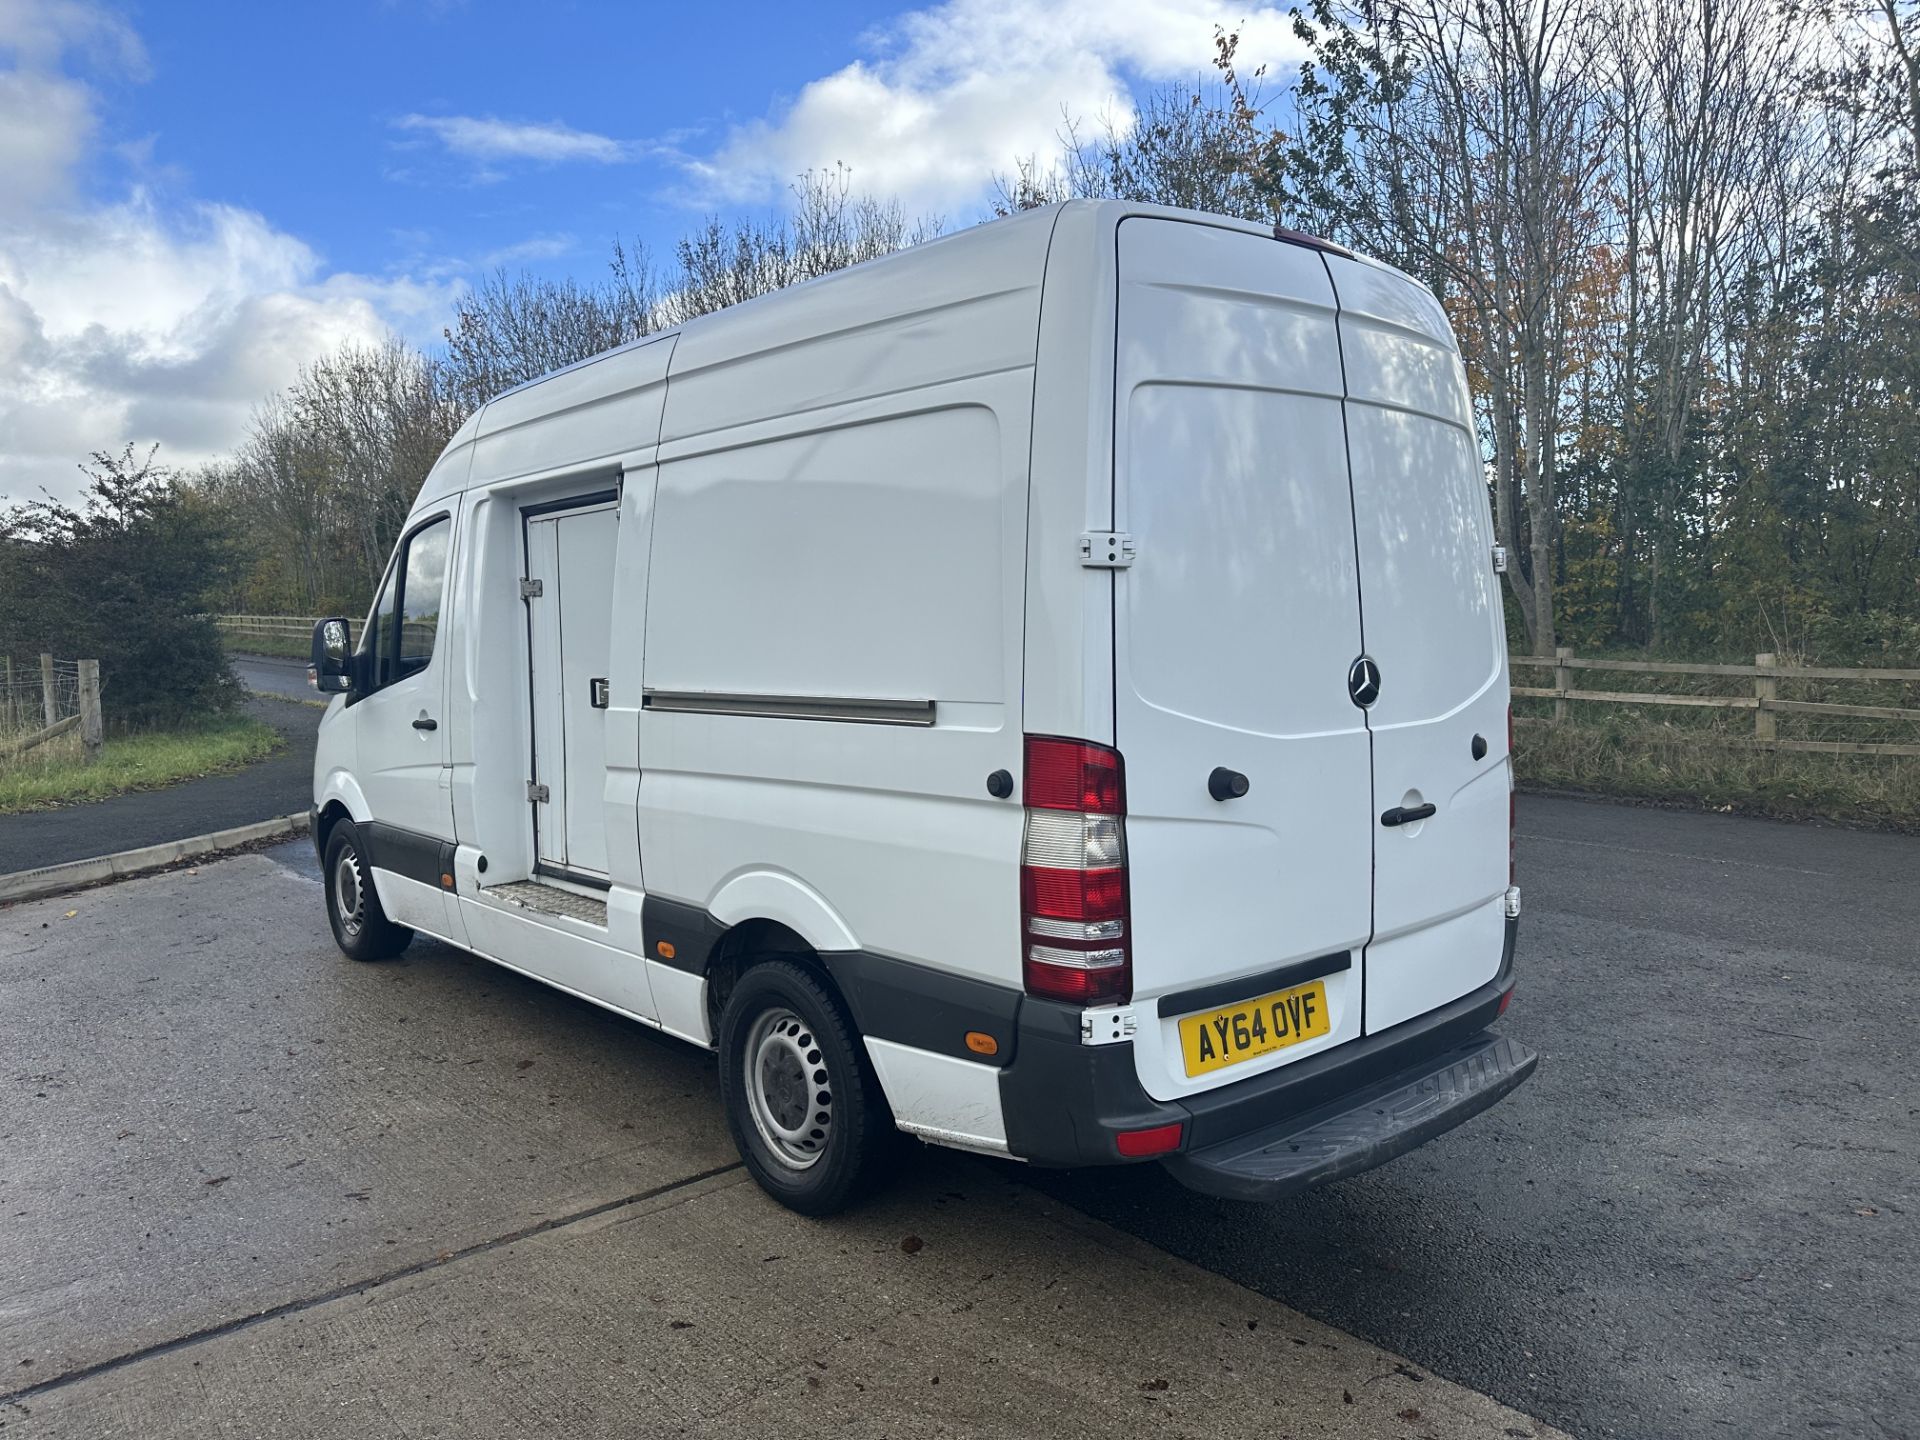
[1380,803,1436,827]
[412,716,438,732]
[1208,766,1250,801]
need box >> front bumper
[998,916,1532,1199]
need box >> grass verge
[0,713,280,815]
[1516,716,1920,832]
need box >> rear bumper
[998,916,1530,1193]
[1162,1030,1537,1201]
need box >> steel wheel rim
[743,1006,834,1171]
[334,849,366,939]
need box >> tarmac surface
[0,840,1559,1440]
[1035,796,1920,1438]
[0,660,318,875]
[227,652,313,703]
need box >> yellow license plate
[1179,980,1331,1077]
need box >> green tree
[0,445,239,729]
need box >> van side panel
[639,242,1046,993]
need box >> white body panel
[313,200,1511,1151]
[863,1039,1010,1154]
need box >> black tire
[322,821,413,962]
[717,959,896,1216]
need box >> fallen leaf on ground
[204,1176,230,1187]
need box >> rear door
[1326,256,1511,1031]
[1112,218,1374,1103]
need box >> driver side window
[358,515,450,694]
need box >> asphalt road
[1035,795,1920,1439]
[0,694,318,874]
[228,652,313,702]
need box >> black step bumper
[1160,1030,1537,1202]
[999,916,1532,1192]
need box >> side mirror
[310,617,354,694]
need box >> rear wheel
[323,821,412,962]
[717,959,895,1215]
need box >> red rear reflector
[1498,988,1514,1016]
[1024,736,1125,814]
[1023,954,1128,1005]
[1115,1122,1183,1157]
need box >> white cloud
[686,0,1308,216]
[0,1,458,508]
[394,112,629,164]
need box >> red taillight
[1021,735,1131,1006]
[1024,735,1125,813]
[1115,1121,1183,1157]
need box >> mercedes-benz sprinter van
[309,200,1537,1215]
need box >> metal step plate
[1163,1032,1538,1203]
[482,880,608,928]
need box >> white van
[309,201,1536,1215]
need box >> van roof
[417,201,1426,508]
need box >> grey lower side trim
[361,821,456,892]
[641,690,935,726]
[636,895,1020,1067]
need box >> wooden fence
[1510,650,1920,758]
[213,615,319,651]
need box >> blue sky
[1,0,1304,505]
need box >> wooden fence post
[1754,652,1777,743]
[1554,647,1574,724]
[39,652,56,728]
[78,659,103,758]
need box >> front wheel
[322,821,413,962]
[717,960,896,1215]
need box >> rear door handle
[1380,803,1436,827]
[412,716,438,732]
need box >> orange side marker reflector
[440,873,454,890]
[964,1031,998,1057]
[656,941,677,961]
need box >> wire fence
[1,657,81,740]
[1,655,103,763]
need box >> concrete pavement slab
[0,844,1563,1439]
[2,1159,1563,1440]
[0,850,738,1377]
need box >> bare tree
[661,166,938,324]
[1281,0,1613,655]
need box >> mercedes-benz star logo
[1348,655,1381,708]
